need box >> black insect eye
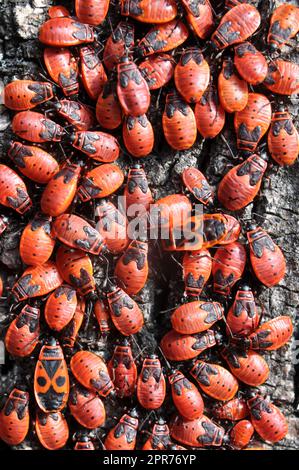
[37,377,47,387]
[56,376,66,387]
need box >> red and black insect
[74,435,95,450]
[160,329,217,361]
[12,261,63,302]
[151,193,192,232]
[182,248,212,298]
[19,213,55,266]
[70,350,114,397]
[217,153,268,211]
[247,393,288,443]
[243,316,293,351]
[103,22,134,72]
[247,224,286,287]
[106,284,144,335]
[78,164,124,201]
[174,48,210,103]
[139,53,175,90]
[211,3,261,49]
[162,91,197,150]
[44,47,79,96]
[41,164,81,217]
[121,0,177,24]
[212,242,247,296]
[104,410,139,450]
[221,346,269,387]
[220,214,241,245]
[69,383,106,429]
[80,46,107,100]
[0,388,30,446]
[61,297,86,348]
[48,5,70,18]
[39,17,94,46]
[108,340,138,398]
[114,239,149,295]
[75,0,109,25]
[4,80,53,110]
[96,82,122,129]
[170,414,225,448]
[8,142,59,184]
[263,59,299,95]
[94,298,111,335]
[195,89,225,139]
[142,419,171,450]
[123,114,154,158]
[124,165,153,214]
[44,285,77,332]
[137,355,166,410]
[229,420,254,449]
[5,305,40,357]
[181,0,214,40]
[56,245,95,296]
[202,213,229,248]
[212,397,249,421]
[161,213,203,252]
[117,57,150,116]
[226,284,260,337]
[95,199,128,254]
[0,164,32,214]
[34,337,69,412]
[267,4,299,51]
[138,20,189,56]
[70,131,120,163]
[190,360,238,401]
[171,300,224,335]
[54,100,95,130]
[268,108,299,166]
[218,59,248,113]
[234,42,268,85]
[168,369,204,420]
[52,214,106,255]
[35,410,69,450]
[182,167,213,205]
[12,111,64,143]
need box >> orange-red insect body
[195,90,225,139]
[44,285,77,331]
[70,131,120,163]
[234,42,268,85]
[41,164,81,217]
[75,0,109,25]
[117,57,150,116]
[211,4,261,49]
[95,199,128,254]
[171,300,224,335]
[202,213,228,248]
[123,114,154,157]
[61,297,86,348]
[114,239,148,295]
[138,20,189,56]
[226,285,260,337]
[20,213,55,266]
[69,384,105,429]
[183,248,212,297]
[247,394,288,443]
[170,414,225,447]
[139,54,175,90]
[78,164,124,201]
[48,5,70,18]
[34,338,69,412]
[221,347,269,387]
[124,165,153,215]
[175,48,210,103]
[190,360,238,401]
[55,100,95,130]
[106,285,144,335]
[56,246,95,296]
[160,329,217,361]
[74,436,95,450]
[44,47,79,96]
[212,397,249,421]
[52,214,106,255]
[221,214,241,245]
[263,59,299,95]
[229,420,254,449]
[212,242,246,296]
[181,0,214,40]
[168,369,204,420]
[103,22,134,72]
[108,342,137,398]
[12,111,64,143]
[142,419,171,450]
[104,411,139,450]
[96,82,122,129]
[12,262,63,302]
[137,356,166,410]
[267,4,299,50]
[94,298,111,334]
[163,92,197,150]
[182,167,213,205]
[151,194,192,232]
[35,411,69,450]
[121,0,177,24]
[8,142,59,184]
[0,388,29,445]
[246,316,293,351]
[218,59,248,113]
[218,153,268,211]
[247,225,286,287]
[70,350,114,397]
[4,80,53,110]
[80,46,107,100]
[0,164,32,214]
[268,109,299,166]
[5,305,40,357]
[39,17,94,46]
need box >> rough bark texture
[0,0,298,451]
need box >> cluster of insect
[0,0,298,452]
